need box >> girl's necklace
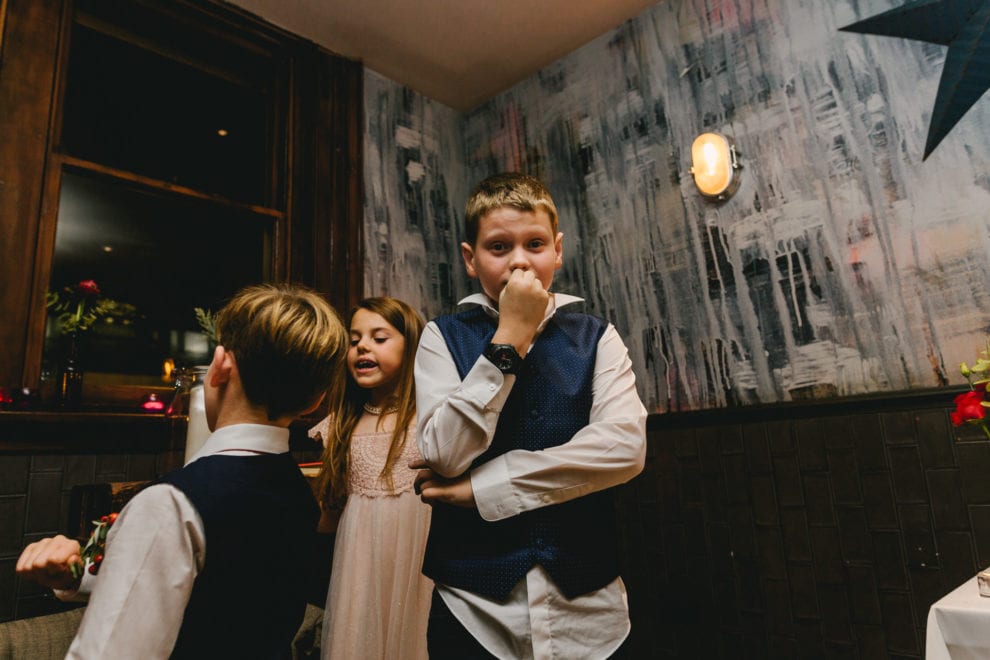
[363,402,398,416]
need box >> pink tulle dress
[309,419,433,659]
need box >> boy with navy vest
[16,283,346,659]
[413,172,647,659]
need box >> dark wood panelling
[0,0,62,389]
[291,49,364,314]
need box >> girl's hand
[410,460,476,509]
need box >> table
[926,576,990,659]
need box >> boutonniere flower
[69,512,118,579]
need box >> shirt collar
[187,423,290,464]
[456,292,585,331]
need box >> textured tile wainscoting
[0,415,323,623]
[615,390,985,659]
[0,450,180,621]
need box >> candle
[184,382,211,465]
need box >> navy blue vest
[161,452,319,659]
[424,306,620,600]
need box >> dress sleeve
[308,415,332,446]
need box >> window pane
[61,24,270,205]
[46,171,272,376]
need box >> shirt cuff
[461,357,515,412]
[471,454,519,521]
[53,570,94,602]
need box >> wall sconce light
[690,132,741,201]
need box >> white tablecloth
[926,576,990,659]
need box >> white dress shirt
[63,423,292,659]
[415,293,648,660]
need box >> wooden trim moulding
[647,385,968,430]
[0,410,179,454]
[59,155,286,218]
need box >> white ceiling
[224,0,662,111]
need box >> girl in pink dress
[309,297,432,659]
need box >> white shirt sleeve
[66,483,206,660]
[415,320,516,478]
[416,319,647,521]
[471,324,647,521]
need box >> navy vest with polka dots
[425,306,620,601]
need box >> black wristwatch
[483,343,523,375]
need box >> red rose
[951,390,986,426]
[77,279,100,296]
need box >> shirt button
[488,384,496,391]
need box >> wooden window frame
[0,0,363,407]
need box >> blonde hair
[215,283,346,420]
[464,172,558,246]
[317,297,425,510]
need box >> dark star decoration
[840,0,990,160]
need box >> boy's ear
[461,242,478,279]
[554,232,563,270]
[208,345,235,387]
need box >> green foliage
[960,341,990,393]
[194,307,218,345]
[45,282,135,335]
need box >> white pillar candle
[183,383,211,465]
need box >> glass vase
[167,365,211,464]
[56,332,83,409]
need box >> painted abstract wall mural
[363,0,990,413]
[363,71,471,321]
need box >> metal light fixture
[690,132,741,201]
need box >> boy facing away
[413,172,648,659]
[16,283,347,659]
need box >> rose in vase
[45,280,136,408]
[46,279,126,335]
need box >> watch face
[492,346,515,369]
[486,343,521,374]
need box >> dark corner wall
[615,391,984,659]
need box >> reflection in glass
[61,24,270,205]
[46,171,271,378]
